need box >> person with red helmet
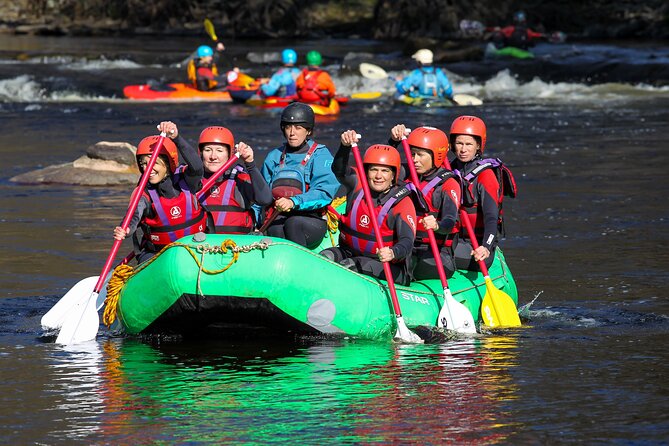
[449,115,514,271]
[320,130,418,285]
[113,121,206,263]
[259,102,340,248]
[389,124,461,280]
[194,125,272,234]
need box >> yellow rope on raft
[325,196,346,247]
[101,238,260,327]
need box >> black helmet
[280,102,315,130]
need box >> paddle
[458,211,521,327]
[399,136,476,334]
[42,146,242,333]
[358,63,482,106]
[54,133,168,345]
[203,18,218,41]
[459,19,566,43]
[350,138,422,343]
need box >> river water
[1,35,668,444]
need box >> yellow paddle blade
[359,63,388,80]
[350,91,382,100]
[204,19,217,41]
[481,277,521,328]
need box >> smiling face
[201,144,230,173]
[454,135,480,163]
[411,148,433,175]
[138,154,169,184]
[366,165,395,193]
[282,124,310,148]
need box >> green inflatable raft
[107,233,518,341]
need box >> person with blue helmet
[260,48,301,98]
[187,41,238,91]
[395,49,453,101]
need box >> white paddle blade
[55,292,100,345]
[453,94,483,106]
[41,276,99,331]
[394,316,424,344]
[438,289,477,334]
[359,63,388,80]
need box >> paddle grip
[400,137,450,290]
[351,142,403,318]
[93,133,167,293]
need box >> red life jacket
[415,169,460,247]
[457,157,517,239]
[297,69,328,105]
[141,177,207,249]
[339,184,411,257]
[199,167,255,234]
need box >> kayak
[103,233,518,340]
[395,94,455,108]
[394,93,483,107]
[485,43,534,59]
[123,83,234,101]
[240,95,344,116]
[123,74,262,102]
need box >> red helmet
[198,126,235,153]
[449,115,487,153]
[406,126,449,167]
[363,144,401,183]
[136,135,179,172]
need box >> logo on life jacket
[209,185,220,198]
[359,214,370,228]
[407,214,416,230]
[170,206,182,219]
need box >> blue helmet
[197,45,214,58]
[281,48,297,65]
[513,11,527,24]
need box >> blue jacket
[261,67,301,97]
[395,66,453,99]
[260,139,340,211]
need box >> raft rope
[101,238,270,327]
[325,196,346,247]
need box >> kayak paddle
[399,136,476,334]
[204,18,218,41]
[54,133,168,345]
[358,62,483,106]
[351,138,422,344]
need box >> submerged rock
[10,141,140,186]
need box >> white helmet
[412,49,433,65]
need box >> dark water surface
[1,35,668,444]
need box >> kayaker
[259,102,340,248]
[260,48,301,98]
[490,11,547,50]
[395,49,453,101]
[449,115,516,271]
[187,43,239,91]
[320,131,418,286]
[390,125,461,280]
[188,125,273,234]
[295,51,336,106]
[113,121,206,263]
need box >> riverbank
[1,0,667,40]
